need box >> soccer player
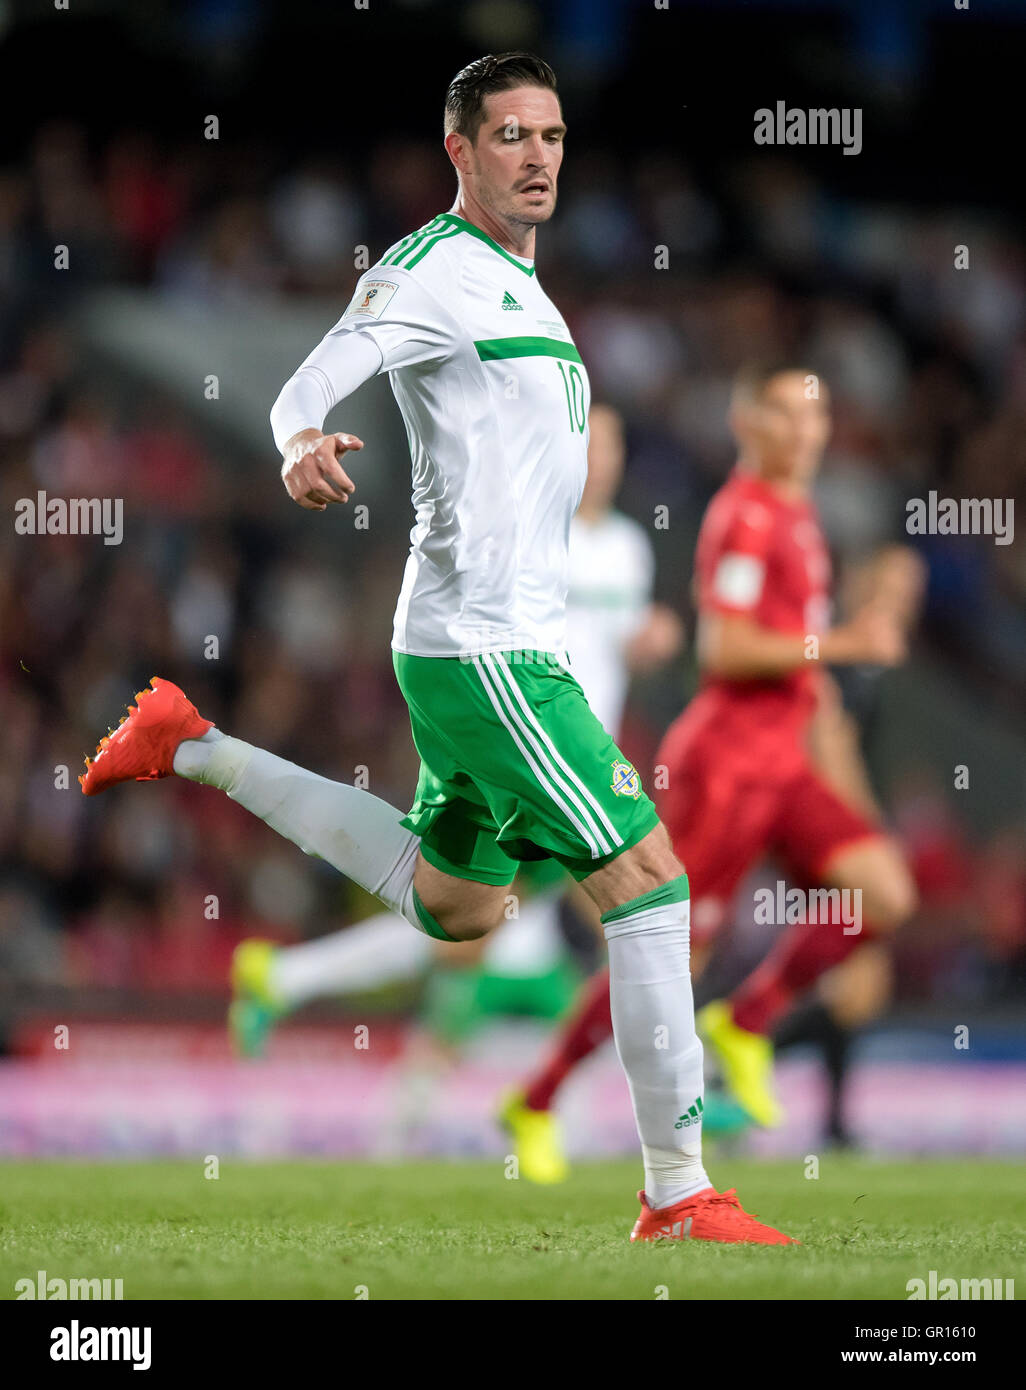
[750,545,926,1145]
[227,402,676,1002]
[227,401,683,1182]
[511,361,918,1142]
[78,54,793,1244]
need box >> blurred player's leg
[508,728,767,1143]
[229,912,435,1058]
[773,943,893,1147]
[428,866,574,1182]
[501,964,611,1182]
[729,830,916,1038]
[696,998,783,1128]
[520,965,611,1113]
[658,725,791,1127]
[702,776,915,1125]
[772,999,854,1144]
[273,912,434,1000]
[420,902,581,1183]
[423,894,576,1046]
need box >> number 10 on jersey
[557,360,587,433]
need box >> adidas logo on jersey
[501,291,523,310]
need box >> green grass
[0,1158,1023,1300]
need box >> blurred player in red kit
[505,361,919,1172]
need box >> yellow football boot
[229,939,286,1059]
[497,1089,570,1184]
[697,999,783,1128]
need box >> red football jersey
[676,468,832,777]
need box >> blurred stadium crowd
[1,116,1024,1023]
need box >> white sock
[271,911,434,1006]
[171,726,225,776]
[604,880,711,1210]
[172,733,427,933]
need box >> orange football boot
[630,1186,799,1245]
[79,677,213,796]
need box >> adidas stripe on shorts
[393,649,660,885]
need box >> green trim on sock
[600,873,690,926]
[411,887,460,943]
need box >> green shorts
[393,649,660,886]
[422,959,582,1046]
[514,855,568,896]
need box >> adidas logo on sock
[674,1096,704,1129]
[501,290,523,310]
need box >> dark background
[0,1,1023,1050]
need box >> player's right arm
[271,327,380,511]
[278,427,364,513]
[270,266,459,511]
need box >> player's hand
[844,604,908,667]
[625,604,685,672]
[865,546,928,635]
[281,428,364,511]
[841,544,927,637]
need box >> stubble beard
[478,176,557,230]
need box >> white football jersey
[279,213,592,659]
[565,510,654,737]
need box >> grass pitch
[0,1157,1023,1300]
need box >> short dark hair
[732,359,826,402]
[444,52,558,142]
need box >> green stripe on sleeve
[381,217,445,266]
[403,223,463,268]
[474,337,583,364]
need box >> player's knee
[435,898,507,943]
[634,820,685,888]
[439,917,491,943]
[868,870,918,932]
[587,821,685,918]
[412,856,509,942]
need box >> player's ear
[443,130,470,173]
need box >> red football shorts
[655,733,880,947]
